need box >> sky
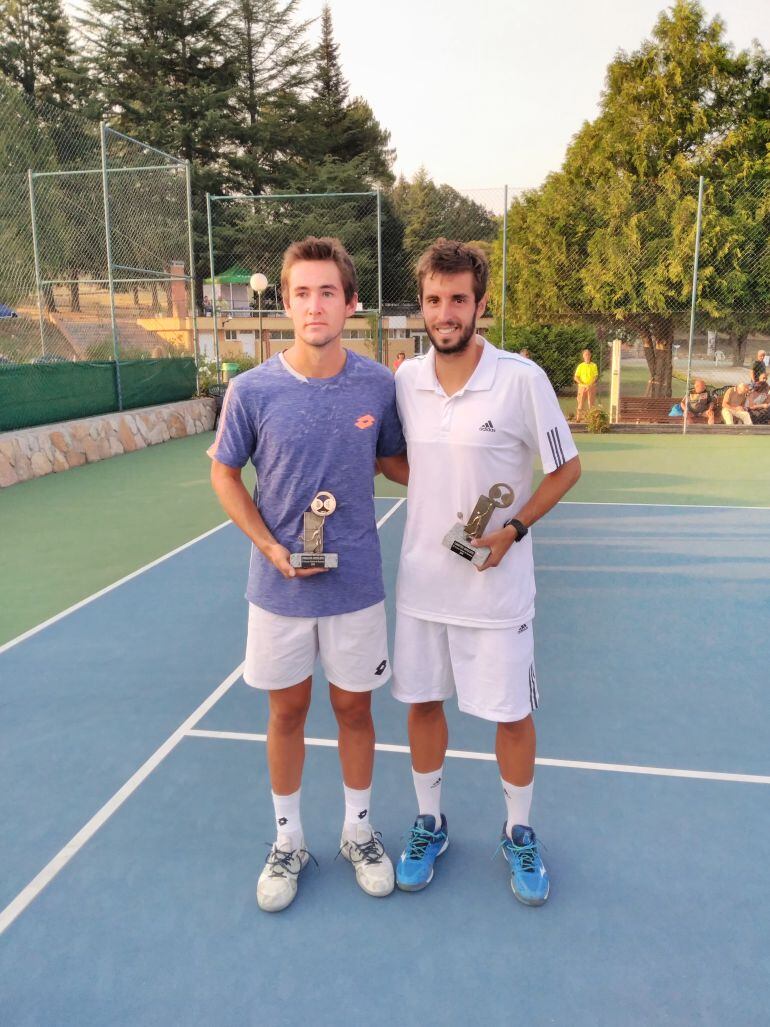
[297,0,769,192]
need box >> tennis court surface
[1,434,769,1025]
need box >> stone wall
[0,398,216,488]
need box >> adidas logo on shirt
[479,420,495,432]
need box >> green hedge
[501,324,598,392]
[0,358,196,432]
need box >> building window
[224,329,238,341]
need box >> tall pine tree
[0,0,76,106]
[80,0,238,191]
[303,4,394,190]
[224,0,314,193]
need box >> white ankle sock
[343,784,372,833]
[412,766,444,824]
[272,788,303,849]
[501,778,533,837]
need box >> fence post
[376,188,384,363]
[185,160,200,389]
[27,170,47,358]
[501,184,508,349]
[206,193,222,382]
[100,121,123,411]
[683,176,705,436]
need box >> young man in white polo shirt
[387,239,581,905]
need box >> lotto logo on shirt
[355,414,376,429]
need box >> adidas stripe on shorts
[244,600,391,692]
[391,612,539,723]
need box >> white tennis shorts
[244,601,391,693]
[391,611,539,723]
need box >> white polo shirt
[395,337,577,629]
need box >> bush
[584,405,610,433]
[497,323,598,392]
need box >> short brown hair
[281,236,357,304]
[416,238,488,303]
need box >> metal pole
[258,300,263,364]
[27,170,48,357]
[100,122,123,411]
[184,160,200,390]
[206,193,222,383]
[376,188,383,364]
[501,184,508,349]
[683,176,705,436]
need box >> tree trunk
[69,275,80,313]
[642,318,674,397]
[150,282,161,313]
[43,283,57,314]
[735,332,748,366]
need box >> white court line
[186,729,770,785]
[0,521,230,657]
[376,497,405,529]
[561,501,770,512]
[0,500,404,935]
[0,663,245,937]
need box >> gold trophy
[290,491,339,569]
[442,483,514,568]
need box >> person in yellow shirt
[574,348,599,419]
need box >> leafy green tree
[494,0,770,396]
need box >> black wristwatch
[502,517,528,541]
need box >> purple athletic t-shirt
[209,350,405,617]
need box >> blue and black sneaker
[499,824,550,906]
[396,814,449,892]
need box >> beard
[425,318,477,356]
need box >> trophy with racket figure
[442,482,514,568]
[290,491,339,568]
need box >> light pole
[250,272,268,363]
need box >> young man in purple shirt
[209,237,405,911]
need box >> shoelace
[264,843,318,878]
[404,825,444,861]
[494,836,541,873]
[348,832,387,865]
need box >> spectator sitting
[393,351,406,373]
[721,382,751,425]
[751,350,767,382]
[682,379,715,425]
[747,375,770,424]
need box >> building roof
[204,265,253,285]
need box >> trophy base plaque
[442,524,489,568]
[289,552,338,569]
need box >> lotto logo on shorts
[355,414,376,429]
[374,659,387,675]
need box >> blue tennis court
[2,497,769,1025]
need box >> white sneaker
[339,825,394,897]
[256,840,311,912]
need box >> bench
[619,386,728,424]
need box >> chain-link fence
[494,173,770,427]
[204,184,506,371]
[0,77,198,432]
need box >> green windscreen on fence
[0,359,197,432]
